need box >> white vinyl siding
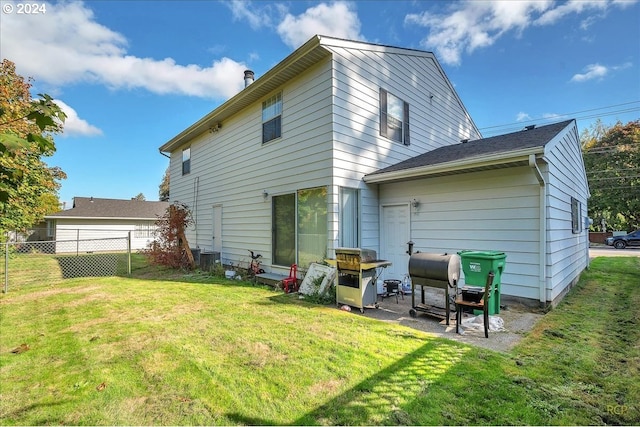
[168,59,334,272]
[377,167,542,301]
[167,39,479,274]
[53,219,158,253]
[544,124,590,302]
[324,43,479,256]
[376,122,589,305]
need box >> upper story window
[379,88,410,145]
[182,147,191,175]
[262,92,282,143]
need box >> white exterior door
[212,204,222,253]
[380,204,410,281]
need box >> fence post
[127,231,132,275]
[76,229,80,256]
[4,241,8,293]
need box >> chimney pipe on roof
[244,70,254,88]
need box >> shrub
[143,202,194,269]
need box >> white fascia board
[364,147,544,184]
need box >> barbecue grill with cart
[333,248,391,313]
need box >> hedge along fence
[2,236,132,293]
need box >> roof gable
[365,120,576,182]
[159,35,475,153]
[47,197,170,220]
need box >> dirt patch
[3,285,104,304]
[308,378,345,396]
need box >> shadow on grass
[2,399,76,425]
[224,339,471,426]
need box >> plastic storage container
[458,250,506,315]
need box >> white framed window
[340,187,360,248]
[262,92,282,143]
[182,147,191,175]
[135,222,153,238]
[380,88,410,145]
[571,197,582,234]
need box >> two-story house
[160,35,589,307]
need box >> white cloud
[277,2,365,49]
[0,1,247,99]
[405,0,631,66]
[405,1,551,66]
[542,112,565,120]
[570,63,609,82]
[534,0,607,26]
[54,99,103,137]
[516,112,532,122]
[227,0,274,29]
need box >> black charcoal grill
[335,248,391,312]
[408,252,461,325]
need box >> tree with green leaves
[0,59,67,234]
[582,119,640,232]
[133,193,146,201]
[159,165,170,201]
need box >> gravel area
[349,287,545,353]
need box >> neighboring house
[45,197,170,253]
[159,35,589,307]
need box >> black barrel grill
[408,252,461,325]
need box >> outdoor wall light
[263,190,269,200]
[411,199,420,209]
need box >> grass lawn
[0,254,638,425]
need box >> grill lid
[335,247,377,271]
[408,252,461,286]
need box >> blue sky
[1,0,639,207]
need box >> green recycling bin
[458,250,506,315]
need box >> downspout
[529,154,547,305]
[193,176,199,246]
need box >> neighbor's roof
[364,120,576,183]
[46,197,170,220]
[159,35,478,153]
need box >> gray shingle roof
[47,197,170,219]
[366,119,574,177]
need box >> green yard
[0,255,638,425]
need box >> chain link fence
[2,236,131,293]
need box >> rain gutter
[364,147,543,184]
